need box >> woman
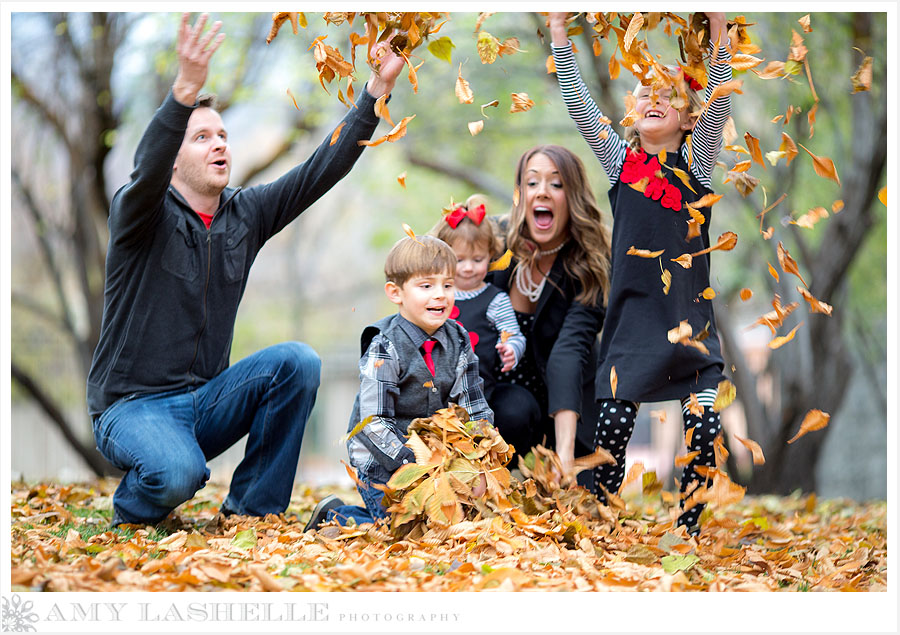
[489,144,611,488]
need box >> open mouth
[426,306,446,316]
[645,110,665,119]
[533,206,554,231]
[211,159,228,169]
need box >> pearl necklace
[515,263,546,303]
[537,241,567,257]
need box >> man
[86,13,404,526]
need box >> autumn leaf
[618,461,644,495]
[510,93,535,113]
[712,379,736,412]
[685,219,702,241]
[661,268,672,295]
[728,54,764,71]
[687,393,704,416]
[455,65,473,104]
[467,120,484,136]
[690,193,722,209]
[476,31,500,64]
[798,143,841,186]
[358,114,416,147]
[342,415,374,443]
[674,450,701,468]
[744,132,766,169]
[387,463,433,489]
[397,171,407,188]
[402,223,419,243]
[650,409,667,425]
[705,470,746,507]
[787,409,831,444]
[488,249,513,272]
[661,554,699,574]
[734,435,766,465]
[798,14,812,32]
[623,12,643,51]
[629,176,650,193]
[791,206,829,230]
[750,294,800,334]
[832,200,844,213]
[725,170,760,197]
[740,288,753,301]
[286,88,300,111]
[767,262,780,282]
[777,241,808,288]
[374,94,394,127]
[851,55,873,92]
[480,99,500,117]
[610,366,618,399]
[342,460,370,490]
[498,37,522,57]
[670,166,697,193]
[231,527,257,550]
[627,245,665,258]
[797,286,833,315]
[427,36,454,64]
[545,54,556,74]
[768,322,803,350]
[671,254,693,269]
[701,287,716,300]
[878,186,886,206]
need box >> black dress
[595,147,725,404]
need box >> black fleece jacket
[87,88,382,416]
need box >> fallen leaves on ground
[10,478,885,592]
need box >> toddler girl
[549,12,732,534]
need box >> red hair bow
[679,66,703,92]
[445,204,486,229]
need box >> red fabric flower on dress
[660,183,683,211]
[448,305,479,349]
[644,176,666,201]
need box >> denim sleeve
[353,335,416,472]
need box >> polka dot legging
[592,389,721,533]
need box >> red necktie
[421,339,436,376]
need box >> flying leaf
[628,176,649,193]
[455,65,473,104]
[798,143,841,186]
[712,379,736,412]
[668,320,693,344]
[286,88,300,111]
[546,54,556,74]
[610,366,618,399]
[780,132,799,165]
[427,36,455,64]
[510,93,535,113]
[878,187,886,206]
[750,295,800,334]
[701,287,716,300]
[739,288,753,301]
[402,223,420,243]
[798,14,812,33]
[777,241,808,288]
[651,409,667,424]
[705,470,746,507]
[670,166,697,193]
[851,56,873,93]
[787,409,831,444]
[674,450,701,468]
[734,435,766,465]
[623,12,644,52]
[329,122,345,146]
[488,249,513,272]
[397,172,407,188]
[671,254,693,269]
[358,114,416,147]
[687,393,704,416]
[767,262,780,282]
[476,30,500,64]
[713,434,729,468]
[762,227,774,239]
[627,245,665,258]
[374,94,394,127]
[341,415,374,443]
[765,150,787,167]
[661,267,672,295]
[691,193,722,209]
[791,206,829,230]
[797,286,833,315]
[468,120,484,136]
[744,132,766,169]
[618,461,644,495]
[685,219,702,241]
[768,322,803,349]
[728,54,764,70]
[498,37,522,57]
[832,200,844,213]
[342,459,370,490]
[480,99,500,117]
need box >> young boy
[304,235,494,530]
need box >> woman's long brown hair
[507,144,611,306]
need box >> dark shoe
[303,494,344,532]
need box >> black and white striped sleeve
[552,41,628,182]
[685,43,733,188]
[486,291,526,365]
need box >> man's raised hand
[173,13,225,106]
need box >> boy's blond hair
[428,194,503,259]
[384,234,457,287]
[623,65,706,150]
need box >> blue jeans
[328,471,389,525]
[92,342,320,524]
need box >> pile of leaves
[373,406,614,543]
[10,411,887,592]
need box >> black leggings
[592,391,721,531]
